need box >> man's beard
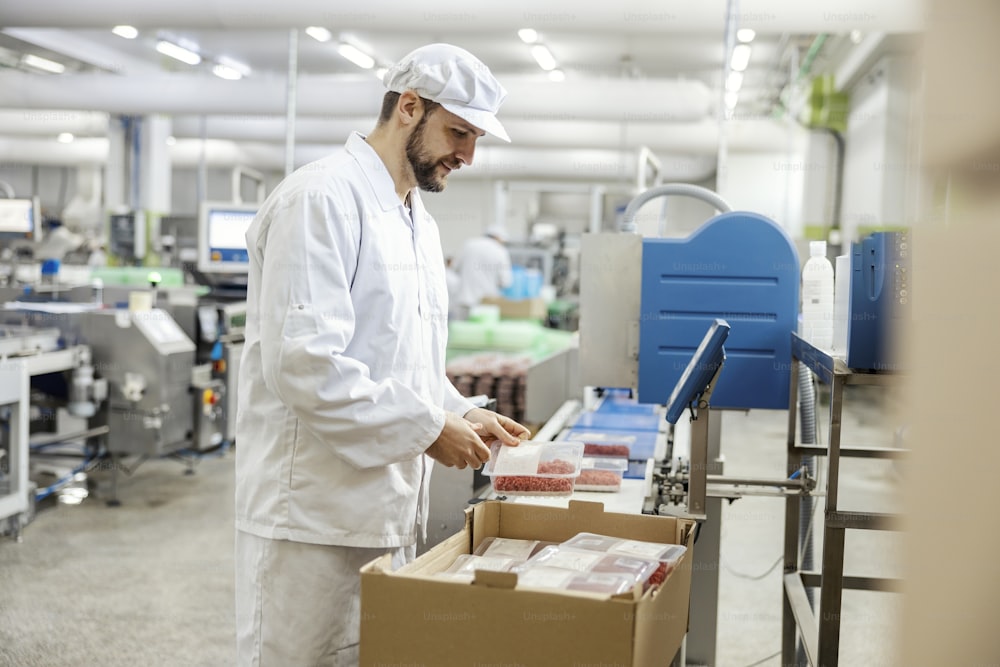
[405,114,447,193]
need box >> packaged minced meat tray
[570,431,636,458]
[526,546,660,591]
[483,440,584,497]
[575,456,628,492]
[473,537,540,562]
[514,566,636,596]
[445,554,516,576]
[563,532,688,586]
[524,545,605,572]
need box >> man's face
[405,105,485,193]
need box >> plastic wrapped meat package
[483,440,584,497]
[473,536,553,562]
[575,456,628,492]
[433,554,516,583]
[514,566,636,596]
[522,545,662,591]
[562,532,688,586]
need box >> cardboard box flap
[472,569,518,589]
[359,553,393,575]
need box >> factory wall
[841,55,917,242]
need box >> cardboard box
[481,296,548,320]
[360,500,695,667]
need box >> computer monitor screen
[665,319,731,424]
[197,202,257,274]
[0,198,38,240]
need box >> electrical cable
[740,649,781,667]
[723,554,784,581]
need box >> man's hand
[425,412,492,470]
[463,407,531,448]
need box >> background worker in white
[453,224,514,318]
[234,43,529,666]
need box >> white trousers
[235,530,413,667]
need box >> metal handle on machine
[619,183,733,234]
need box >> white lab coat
[453,235,513,310]
[235,132,476,549]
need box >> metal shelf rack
[782,333,906,666]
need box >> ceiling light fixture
[730,44,752,72]
[112,25,138,39]
[518,28,538,44]
[337,42,374,69]
[725,71,743,92]
[213,64,242,80]
[375,67,388,81]
[213,56,251,80]
[57,132,74,143]
[724,91,739,110]
[156,40,201,65]
[548,69,565,82]
[22,53,65,74]
[305,26,333,43]
[530,44,557,71]
[111,25,139,39]
[736,28,756,43]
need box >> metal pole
[284,28,299,177]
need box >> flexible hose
[797,364,818,601]
[619,183,733,234]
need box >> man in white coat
[453,224,514,318]
[234,43,530,666]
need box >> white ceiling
[0,1,924,180]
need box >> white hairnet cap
[485,224,509,242]
[383,43,510,143]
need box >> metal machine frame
[782,333,905,667]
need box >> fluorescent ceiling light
[724,91,739,109]
[215,56,250,79]
[213,64,243,80]
[112,25,138,39]
[725,71,743,92]
[518,28,538,44]
[57,132,74,143]
[730,44,752,72]
[156,40,201,65]
[23,53,65,74]
[337,43,374,69]
[375,67,388,81]
[736,28,755,43]
[305,26,332,43]
[530,44,557,71]
[548,69,565,82]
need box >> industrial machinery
[0,321,108,534]
[77,308,220,457]
[523,183,819,667]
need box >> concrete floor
[0,384,904,667]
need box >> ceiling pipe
[0,3,925,32]
[0,71,713,122]
[0,136,717,182]
[0,111,798,156]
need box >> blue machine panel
[638,212,799,409]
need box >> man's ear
[397,91,422,129]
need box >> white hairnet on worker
[234,43,528,667]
